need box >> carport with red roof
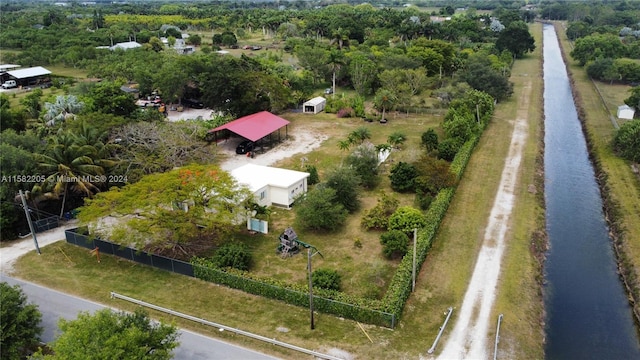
[207,111,290,152]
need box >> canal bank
[542,23,640,358]
[552,22,640,331]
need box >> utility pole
[19,190,40,255]
[307,247,315,330]
[412,228,417,292]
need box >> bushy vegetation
[34,309,178,360]
[380,230,410,259]
[388,206,427,235]
[295,187,348,232]
[361,193,400,230]
[312,268,341,291]
[612,120,640,162]
[1,282,42,360]
[211,242,252,271]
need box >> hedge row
[192,258,396,327]
[377,118,484,318]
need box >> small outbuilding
[617,104,635,120]
[231,164,309,208]
[303,96,326,114]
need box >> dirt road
[436,81,532,359]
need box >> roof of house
[618,104,634,111]
[110,41,141,50]
[0,64,20,72]
[7,66,51,79]
[303,96,326,106]
[209,111,290,142]
[231,164,309,192]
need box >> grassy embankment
[13,25,546,359]
[555,23,640,324]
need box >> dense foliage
[312,268,342,291]
[294,186,348,232]
[211,242,252,271]
[361,192,400,230]
[35,309,178,360]
[380,230,410,259]
[77,165,252,257]
[612,120,640,163]
[0,282,43,360]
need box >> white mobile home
[303,96,326,114]
[231,164,309,208]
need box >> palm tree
[42,95,84,126]
[348,127,372,145]
[326,49,345,98]
[374,89,398,123]
[36,132,107,218]
[387,131,407,149]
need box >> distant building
[109,41,142,51]
[2,66,51,88]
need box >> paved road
[1,276,281,360]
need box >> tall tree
[495,21,535,59]
[78,165,252,257]
[326,48,345,97]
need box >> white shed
[231,164,309,208]
[617,104,635,120]
[303,96,326,114]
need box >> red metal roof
[208,111,290,142]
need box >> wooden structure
[277,227,301,257]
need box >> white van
[1,80,17,89]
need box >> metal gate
[248,218,268,234]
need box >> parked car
[324,87,333,95]
[181,98,204,109]
[2,80,17,89]
[236,140,255,154]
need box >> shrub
[612,120,640,163]
[306,164,320,185]
[388,206,427,235]
[211,243,252,271]
[421,128,439,152]
[312,268,341,291]
[380,230,410,259]
[325,166,361,213]
[336,107,355,118]
[437,137,462,161]
[389,162,418,192]
[345,143,379,189]
[295,186,348,231]
[361,193,400,230]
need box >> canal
[543,23,640,359]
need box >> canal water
[543,23,640,359]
